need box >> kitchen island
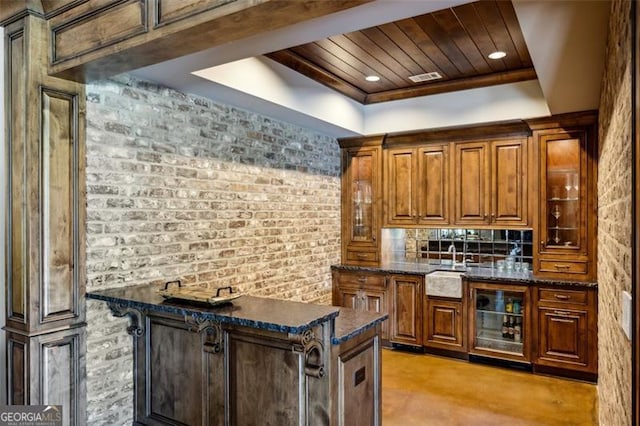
[87,284,387,425]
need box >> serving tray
[158,281,239,306]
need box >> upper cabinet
[453,138,529,227]
[339,136,384,266]
[384,144,450,226]
[528,112,598,281]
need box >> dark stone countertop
[331,262,598,289]
[332,308,388,345]
[87,284,387,343]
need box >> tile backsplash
[383,228,533,268]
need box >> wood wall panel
[52,0,147,64]
[154,0,234,27]
[338,339,376,426]
[5,15,86,334]
[6,327,86,425]
[8,27,27,321]
[228,333,301,425]
[41,333,81,426]
[40,88,80,323]
[8,338,27,405]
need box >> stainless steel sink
[425,270,463,298]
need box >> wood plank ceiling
[266,0,536,104]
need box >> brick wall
[84,75,341,424]
[597,1,632,424]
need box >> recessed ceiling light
[488,51,507,60]
[365,75,380,82]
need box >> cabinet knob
[554,294,570,300]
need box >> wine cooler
[469,282,530,362]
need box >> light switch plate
[621,291,632,340]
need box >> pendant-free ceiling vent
[408,72,442,83]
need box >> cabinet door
[342,143,381,265]
[424,298,465,352]
[537,307,589,368]
[417,145,450,225]
[389,275,423,346]
[453,142,490,225]
[533,287,597,376]
[491,139,528,226]
[384,148,416,225]
[336,287,360,310]
[535,124,596,281]
[364,290,389,340]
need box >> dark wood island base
[87,286,387,425]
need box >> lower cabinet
[388,274,423,347]
[424,297,466,352]
[532,287,598,379]
[333,268,598,381]
[133,310,382,425]
[332,270,389,340]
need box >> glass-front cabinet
[541,132,586,252]
[468,281,530,362]
[534,119,597,281]
[340,136,383,266]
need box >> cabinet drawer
[538,288,588,305]
[338,272,386,289]
[539,260,588,275]
[346,250,379,263]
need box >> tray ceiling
[266,0,536,104]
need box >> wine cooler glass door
[473,287,526,358]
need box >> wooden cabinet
[389,274,423,347]
[332,270,389,340]
[467,281,531,363]
[453,138,529,227]
[529,112,597,281]
[117,305,383,425]
[339,136,383,266]
[532,287,598,379]
[4,15,87,424]
[424,297,466,352]
[384,144,450,226]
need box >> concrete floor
[382,349,598,425]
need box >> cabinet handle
[357,276,368,283]
[540,241,545,246]
[553,310,572,316]
[356,253,368,258]
[554,294,570,300]
[554,264,571,270]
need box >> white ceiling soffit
[193,56,549,136]
[512,0,610,115]
[133,0,609,137]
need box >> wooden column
[3,11,86,424]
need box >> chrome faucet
[448,244,456,268]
